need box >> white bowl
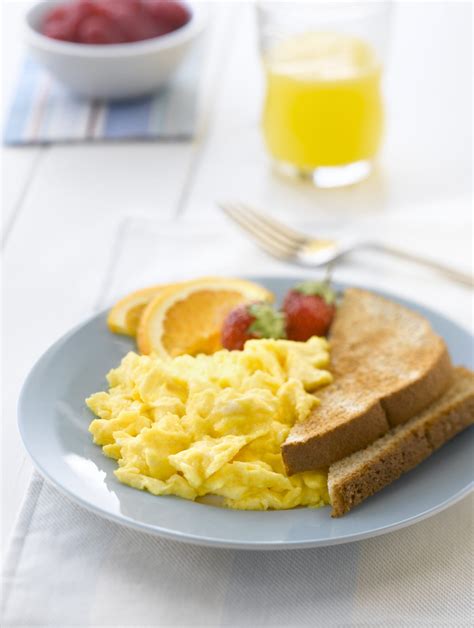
[24,1,206,100]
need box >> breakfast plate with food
[18,276,474,549]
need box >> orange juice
[262,32,383,169]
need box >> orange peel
[107,284,169,336]
[136,277,274,358]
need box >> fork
[219,202,473,288]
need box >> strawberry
[221,302,286,351]
[282,281,336,341]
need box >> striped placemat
[3,43,203,145]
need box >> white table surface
[1,0,472,556]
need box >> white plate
[19,278,474,549]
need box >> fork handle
[367,242,473,288]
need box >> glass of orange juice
[257,2,391,187]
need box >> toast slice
[282,289,453,473]
[328,367,474,517]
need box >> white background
[1,1,472,554]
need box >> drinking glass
[257,1,391,187]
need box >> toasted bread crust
[282,396,388,472]
[282,289,454,473]
[381,343,453,425]
[328,368,474,517]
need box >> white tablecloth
[3,218,473,626]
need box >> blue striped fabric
[3,58,40,144]
[3,43,203,145]
[104,97,155,139]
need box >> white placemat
[3,217,473,627]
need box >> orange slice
[136,278,274,358]
[107,284,170,336]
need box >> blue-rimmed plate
[18,278,474,549]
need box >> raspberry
[42,5,83,41]
[41,0,190,45]
[42,19,76,41]
[77,14,126,44]
[144,0,191,31]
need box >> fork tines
[218,202,306,262]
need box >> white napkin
[3,476,473,626]
[3,217,473,627]
[100,215,473,331]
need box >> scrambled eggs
[87,337,332,510]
